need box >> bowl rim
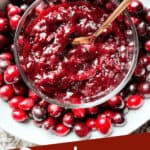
[14,0,139,108]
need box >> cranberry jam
[15,0,136,106]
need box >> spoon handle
[93,0,132,38]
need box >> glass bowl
[14,0,139,108]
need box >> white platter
[0,0,149,146]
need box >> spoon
[72,0,132,45]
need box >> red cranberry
[74,123,90,138]
[128,83,137,94]
[0,34,9,49]
[0,18,8,32]
[146,9,150,24]
[86,118,96,130]
[134,64,146,78]
[96,115,112,135]
[138,81,150,95]
[7,5,21,17]
[38,99,48,107]
[28,89,39,100]
[111,112,126,126]
[18,98,35,111]
[12,109,27,122]
[9,15,21,30]
[107,95,122,108]
[145,40,150,52]
[0,59,11,72]
[8,96,24,109]
[0,85,14,101]
[72,108,86,118]
[32,105,47,121]
[4,65,20,84]
[139,56,150,66]
[42,117,55,130]
[0,73,3,86]
[126,95,143,109]
[62,112,74,127]
[103,110,114,119]
[87,106,98,115]
[0,53,13,61]
[12,81,28,96]
[47,104,63,118]
[53,124,70,136]
[127,0,143,14]
[137,21,147,37]
[20,4,28,13]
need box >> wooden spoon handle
[93,0,132,38]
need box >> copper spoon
[72,0,132,45]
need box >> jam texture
[18,0,134,104]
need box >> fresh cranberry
[107,95,122,108]
[0,53,13,61]
[7,5,21,17]
[12,109,27,122]
[111,112,126,126]
[18,98,35,111]
[146,9,150,24]
[145,40,150,52]
[0,73,3,86]
[62,112,74,127]
[8,96,24,109]
[38,99,48,107]
[128,83,137,94]
[20,4,28,13]
[96,115,112,135]
[32,105,47,121]
[103,110,114,119]
[4,65,20,84]
[28,89,39,100]
[0,59,11,73]
[138,81,150,95]
[87,106,98,115]
[134,64,146,78]
[86,118,96,130]
[47,104,63,118]
[72,108,86,118]
[139,56,150,66]
[74,123,90,138]
[0,18,8,32]
[137,21,147,37]
[12,81,28,96]
[127,0,143,14]
[0,85,14,101]
[0,34,9,49]
[53,124,70,136]
[9,15,21,30]
[42,117,55,130]
[126,95,143,109]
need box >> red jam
[18,0,134,104]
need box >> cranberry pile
[0,0,150,138]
